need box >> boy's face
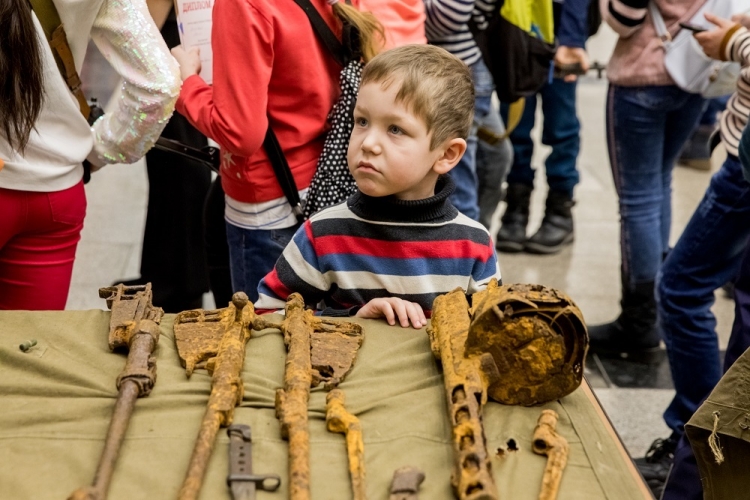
[347,80,462,200]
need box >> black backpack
[469,3,556,103]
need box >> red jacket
[177,0,345,203]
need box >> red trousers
[0,181,86,310]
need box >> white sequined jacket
[0,0,181,192]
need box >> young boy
[255,44,500,328]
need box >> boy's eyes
[388,125,403,135]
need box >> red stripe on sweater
[265,268,293,301]
[313,235,493,262]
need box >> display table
[0,310,651,499]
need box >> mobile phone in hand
[553,62,586,79]
[680,22,707,33]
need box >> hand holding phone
[680,22,707,33]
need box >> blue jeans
[225,222,299,302]
[657,154,750,434]
[475,63,513,228]
[606,85,705,287]
[448,59,493,221]
[501,77,581,198]
[662,241,750,500]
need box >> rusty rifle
[68,283,164,500]
[176,292,255,500]
[254,293,364,500]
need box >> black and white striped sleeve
[600,0,649,38]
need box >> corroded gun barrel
[429,289,499,500]
[254,293,364,500]
[68,283,164,500]
[176,293,255,500]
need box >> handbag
[649,0,750,98]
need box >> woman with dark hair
[0,0,180,310]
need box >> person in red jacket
[171,0,382,302]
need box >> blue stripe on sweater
[318,253,483,277]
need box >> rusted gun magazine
[68,283,164,500]
[173,292,256,500]
[254,293,364,500]
[428,279,588,500]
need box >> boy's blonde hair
[360,44,474,150]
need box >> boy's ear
[432,138,467,175]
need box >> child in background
[255,45,500,328]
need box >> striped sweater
[255,176,500,315]
[423,0,496,65]
[721,28,750,158]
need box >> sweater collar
[347,175,458,223]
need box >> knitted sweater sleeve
[466,239,501,294]
[255,221,331,312]
[600,0,649,39]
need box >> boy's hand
[356,297,427,329]
[171,45,201,81]
[694,13,739,60]
[554,46,589,82]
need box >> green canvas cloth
[686,346,750,500]
[0,310,649,499]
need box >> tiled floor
[67,25,736,460]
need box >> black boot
[496,183,532,253]
[588,279,662,359]
[524,190,575,254]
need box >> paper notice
[174,0,214,84]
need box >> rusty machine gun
[428,279,588,500]
[68,283,164,500]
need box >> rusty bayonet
[226,424,281,500]
[174,292,256,500]
[68,283,164,500]
[254,293,364,500]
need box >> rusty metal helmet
[467,280,589,406]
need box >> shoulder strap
[264,0,352,222]
[263,128,304,222]
[648,2,671,45]
[292,0,347,66]
[28,0,91,119]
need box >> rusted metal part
[326,389,366,500]
[174,293,256,500]
[68,284,164,500]
[429,289,499,500]
[389,466,425,500]
[468,280,588,406]
[226,424,281,500]
[531,410,569,500]
[254,293,364,500]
